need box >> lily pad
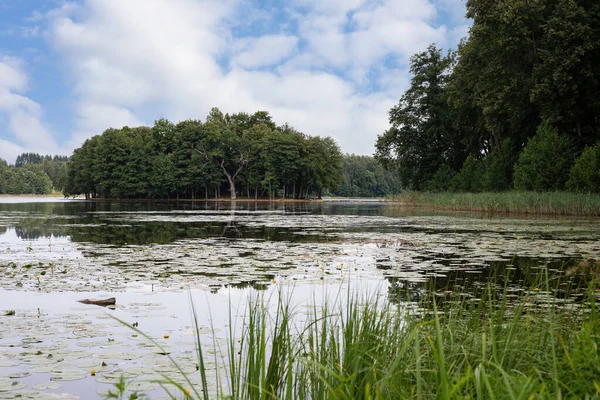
[33,382,62,390]
[49,370,87,381]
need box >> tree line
[376,0,600,192]
[331,155,402,197]
[0,154,68,195]
[65,108,344,200]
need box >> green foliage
[390,191,600,216]
[425,164,455,192]
[480,139,519,192]
[383,0,600,192]
[566,144,600,192]
[376,45,458,190]
[0,158,53,195]
[332,154,402,197]
[514,122,578,191]
[449,155,485,192]
[101,376,147,400]
[65,108,343,200]
[0,154,66,194]
[117,277,600,399]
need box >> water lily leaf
[33,382,62,390]
[49,370,87,381]
[0,380,27,391]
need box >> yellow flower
[90,369,96,376]
[185,389,190,395]
[271,279,276,284]
[340,262,344,266]
[319,265,324,270]
[35,275,41,279]
[163,334,170,339]
[534,288,539,291]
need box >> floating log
[77,297,116,307]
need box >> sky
[0,0,470,164]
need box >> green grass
[108,275,600,399]
[387,191,600,216]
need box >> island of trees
[64,108,347,200]
[376,0,600,193]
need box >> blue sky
[0,0,469,163]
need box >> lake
[1,198,599,399]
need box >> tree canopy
[331,155,402,197]
[0,154,67,195]
[376,0,600,192]
[64,108,344,200]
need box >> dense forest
[0,154,68,195]
[331,155,402,197]
[376,0,600,192]
[64,108,344,200]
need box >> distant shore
[0,193,69,198]
[0,195,386,203]
[388,191,600,216]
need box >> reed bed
[387,191,600,216]
[111,274,600,399]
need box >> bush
[481,139,518,191]
[449,155,485,192]
[513,122,577,191]
[566,144,600,192]
[426,164,455,192]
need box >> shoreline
[387,191,600,217]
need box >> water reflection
[386,256,596,306]
[1,198,600,298]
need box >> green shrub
[566,144,600,192]
[513,121,577,191]
[449,155,485,192]
[481,139,518,191]
[425,164,455,192]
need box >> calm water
[1,198,599,398]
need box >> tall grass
[388,191,600,216]
[111,275,600,399]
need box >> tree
[375,45,456,190]
[64,108,343,200]
[513,122,578,191]
[448,0,544,154]
[566,144,600,192]
[531,0,600,144]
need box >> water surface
[1,199,599,398]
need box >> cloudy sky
[0,0,469,163]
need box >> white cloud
[233,35,299,69]
[26,0,468,156]
[0,57,59,163]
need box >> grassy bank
[113,275,600,399]
[388,191,600,216]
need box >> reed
[108,274,600,399]
[387,191,600,216]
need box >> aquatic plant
[389,191,600,216]
[112,272,600,399]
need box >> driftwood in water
[77,297,116,307]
